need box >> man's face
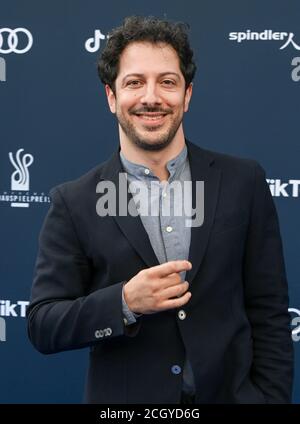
[105,41,192,151]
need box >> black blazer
[27,140,294,403]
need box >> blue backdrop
[0,0,299,403]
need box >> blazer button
[95,330,103,339]
[178,310,186,320]
[171,365,182,375]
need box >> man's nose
[140,83,162,104]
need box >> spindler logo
[229,30,300,50]
[0,148,50,208]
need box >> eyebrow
[121,72,181,83]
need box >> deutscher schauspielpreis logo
[0,148,50,208]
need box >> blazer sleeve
[243,163,294,403]
[27,187,141,355]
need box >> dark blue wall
[0,0,299,403]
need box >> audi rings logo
[0,28,33,54]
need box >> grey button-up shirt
[120,144,195,395]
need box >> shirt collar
[119,144,188,181]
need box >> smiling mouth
[134,113,167,122]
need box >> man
[27,16,294,404]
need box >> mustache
[129,107,173,115]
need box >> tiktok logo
[85,30,107,53]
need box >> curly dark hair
[97,16,196,93]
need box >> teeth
[138,115,164,120]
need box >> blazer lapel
[97,148,160,269]
[185,141,221,284]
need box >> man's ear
[184,83,193,113]
[105,84,116,113]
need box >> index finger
[148,260,192,278]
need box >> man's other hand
[123,260,192,314]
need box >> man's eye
[127,80,142,87]
[162,80,175,86]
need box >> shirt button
[171,365,182,375]
[178,310,186,320]
[166,226,173,233]
[144,168,150,175]
[162,192,167,198]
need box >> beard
[116,106,183,152]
